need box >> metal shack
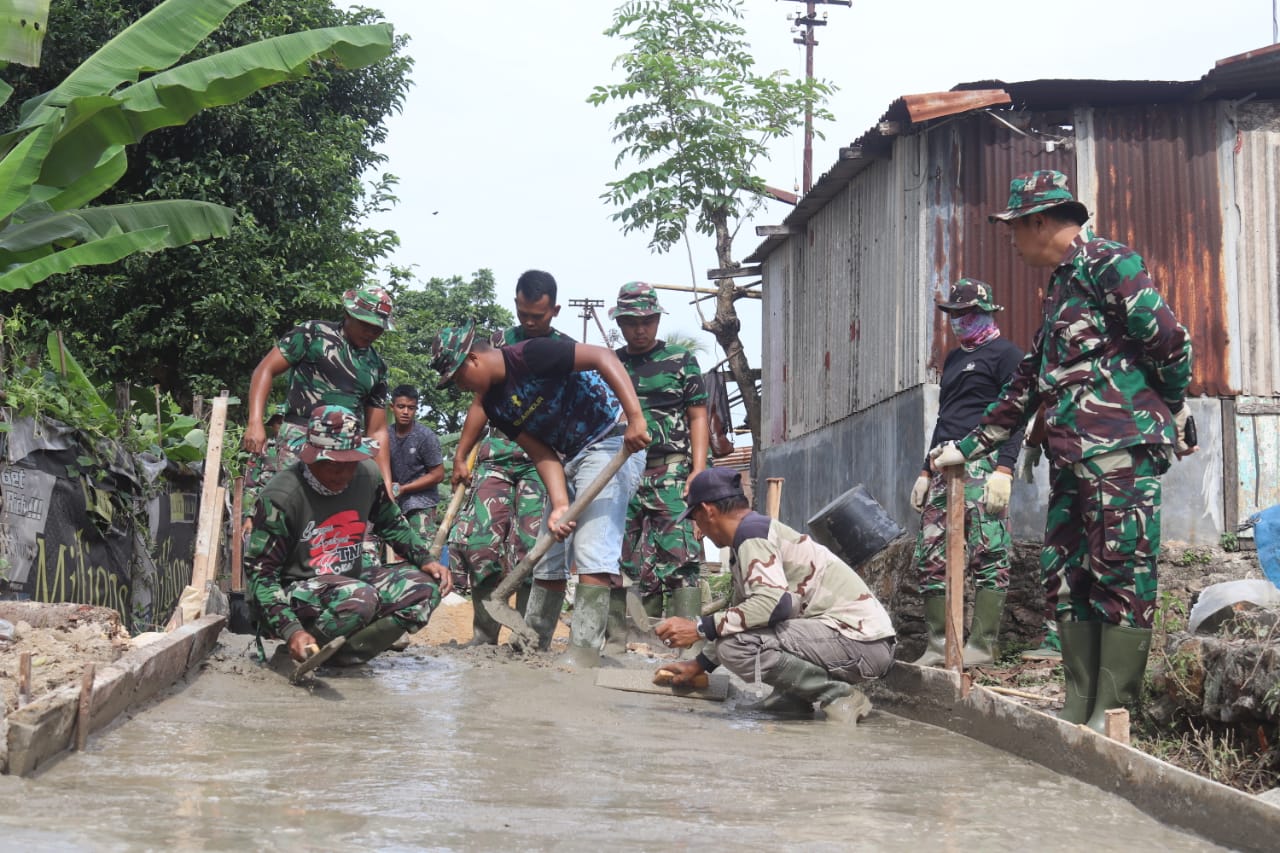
[748,45,1280,546]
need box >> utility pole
[781,0,851,195]
[568,298,606,344]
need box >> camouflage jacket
[244,460,431,640]
[958,229,1192,466]
[616,341,707,459]
[277,319,389,430]
[475,325,575,471]
[696,513,896,667]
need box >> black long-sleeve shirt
[924,337,1025,472]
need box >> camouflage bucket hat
[290,405,378,464]
[608,281,667,319]
[343,286,396,330]
[937,278,1003,313]
[430,321,476,389]
[988,170,1089,224]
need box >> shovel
[428,443,480,563]
[480,443,637,650]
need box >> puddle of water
[0,643,1225,852]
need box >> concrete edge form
[866,662,1280,852]
[1,615,226,777]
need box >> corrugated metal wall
[762,241,791,447]
[1087,103,1232,397]
[1230,100,1280,397]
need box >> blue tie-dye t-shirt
[482,338,620,460]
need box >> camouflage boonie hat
[266,402,288,423]
[430,321,476,389]
[608,281,667,319]
[343,286,396,330]
[988,170,1089,224]
[937,278,1003,313]
[290,405,378,464]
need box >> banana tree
[0,0,50,67]
[0,0,394,292]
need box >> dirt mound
[0,603,133,716]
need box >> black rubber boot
[465,574,502,647]
[1058,619,1101,724]
[330,617,406,666]
[909,595,947,667]
[523,584,566,651]
[962,588,1007,666]
[1086,623,1152,734]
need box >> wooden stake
[167,391,229,630]
[1105,708,1131,744]
[18,651,31,708]
[765,477,784,519]
[230,476,245,592]
[75,663,95,751]
[943,464,966,690]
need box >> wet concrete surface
[0,638,1224,852]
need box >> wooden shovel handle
[428,443,481,561]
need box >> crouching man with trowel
[655,469,897,723]
[244,405,451,678]
[427,315,650,666]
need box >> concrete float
[868,661,1280,853]
[1,614,225,776]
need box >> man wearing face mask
[908,279,1024,667]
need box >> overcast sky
[356,0,1273,389]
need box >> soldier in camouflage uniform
[931,171,1195,732]
[610,282,708,637]
[446,270,576,645]
[244,405,451,667]
[243,286,395,494]
[909,279,1023,668]
[241,403,287,532]
[656,469,895,723]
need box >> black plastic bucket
[806,484,905,568]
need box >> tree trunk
[700,209,761,449]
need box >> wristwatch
[694,617,705,639]
[392,484,401,497]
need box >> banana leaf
[34,24,395,189]
[16,0,245,130]
[0,225,171,291]
[0,198,234,263]
[45,330,115,430]
[0,121,55,220]
[37,145,127,212]
[0,0,51,68]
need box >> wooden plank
[188,392,230,595]
[944,465,965,689]
[706,265,761,280]
[230,476,245,591]
[207,485,227,589]
[594,668,729,701]
[75,663,95,751]
[754,225,801,237]
[765,477,784,519]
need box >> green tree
[588,0,832,447]
[374,269,514,435]
[0,0,410,405]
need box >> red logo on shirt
[302,510,366,574]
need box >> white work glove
[909,474,930,513]
[1172,406,1193,455]
[928,441,966,471]
[983,470,1012,514]
[1017,445,1042,484]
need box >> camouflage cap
[936,278,1003,313]
[343,286,396,330]
[430,321,476,389]
[608,281,667,319]
[289,405,378,464]
[988,170,1089,224]
[266,402,288,423]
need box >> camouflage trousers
[286,562,442,640]
[913,453,1011,595]
[1042,445,1167,629]
[620,456,701,596]
[447,459,545,586]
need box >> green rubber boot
[642,591,665,619]
[748,653,867,723]
[909,595,947,667]
[669,585,704,659]
[523,583,566,652]
[962,588,1007,666]
[330,616,407,666]
[1021,619,1062,661]
[1086,623,1152,734]
[1058,619,1101,724]
[558,583,610,668]
[465,574,502,647]
[604,586,629,655]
